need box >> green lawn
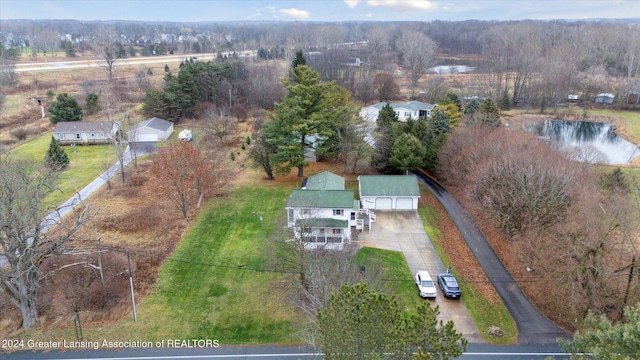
[418,195,518,344]
[355,247,421,312]
[90,186,301,344]
[11,133,119,208]
[67,184,421,345]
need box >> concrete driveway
[359,211,484,343]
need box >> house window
[333,209,344,216]
[91,133,95,138]
[405,111,410,117]
[351,212,356,220]
[58,133,65,140]
[304,227,311,233]
[301,209,311,215]
[319,228,325,233]
[100,132,104,137]
[75,133,81,140]
[333,229,342,235]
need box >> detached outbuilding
[358,175,420,210]
[127,117,173,143]
[594,93,615,105]
[53,121,120,145]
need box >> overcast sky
[1,0,637,22]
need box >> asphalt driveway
[359,211,484,343]
[414,172,569,345]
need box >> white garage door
[135,133,158,142]
[396,197,414,210]
[375,197,392,210]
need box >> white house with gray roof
[359,101,437,122]
[53,121,120,145]
[127,117,174,143]
[358,175,420,210]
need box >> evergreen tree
[317,283,466,360]
[141,86,168,119]
[44,136,69,170]
[441,92,463,113]
[128,46,136,57]
[49,93,83,124]
[501,89,512,111]
[478,98,501,128]
[61,39,75,57]
[429,108,452,136]
[371,103,398,173]
[264,65,349,177]
[561,304,640,360]
[291,49,306,78]
[389,133,424,173]
[85,92,101,115]
[464,98,480,115]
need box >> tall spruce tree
[264,65,349,177]
[371,103,398,173]
[44,136,69,170]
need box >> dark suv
[437,273,461,299]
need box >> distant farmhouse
[359,101,437,122]
[53,121,120,145]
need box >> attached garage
[375,197,393,210]
[358,175,420,211]
[395,197,414,210]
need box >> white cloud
[246,12,262,20]
[279,8,311,19]
[344,0,362,8]
[366,0,437,11]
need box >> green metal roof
[287,189,356,208]
[295,218,349,228]
[358,175,421,197]
[304,171,345,190]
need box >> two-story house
[286,171,375,249]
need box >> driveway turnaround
[414,171,569,345]
[359,211,484,343]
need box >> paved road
[359,211,483,343]
[412,171,569,345]
[0,343,572,359]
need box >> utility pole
[127,250,138,323]
[97,239,104,285]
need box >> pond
[527,120,640,165]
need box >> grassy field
[11,132,120,208]
[418,196,518,344]
[58,183,422,345]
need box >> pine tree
[501,89,512,111]
[44,136,69,170]
[48,93,83,124]
[85,92,101,115]
[291,49,307,79]
[371,103,398,173]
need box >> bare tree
[101,44,117,82]
[204,104,237,140]
[149,142,230,219]
[397,30,438,97]
[0,155,93,328]
[0,51,18,86]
